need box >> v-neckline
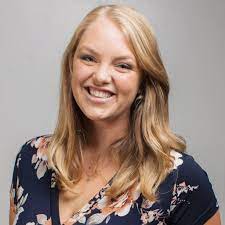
[50,172,117,225]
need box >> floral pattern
[169,150,183,170]
[169,181,199,212]
[26,214,52,225]
[60,183,141,225]
[28,135,51,179]
[9,135,219,225]
[10,154,29,225]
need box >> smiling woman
[71,16,142,123]
[9,4,221,225]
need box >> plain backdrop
[1,0,224,224]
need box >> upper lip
[85,86,116,95]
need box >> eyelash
[80,55,133,70]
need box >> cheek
[72,61,92,84]
[71,62,87,99]
[116,75,140,99]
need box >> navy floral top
[10,135,219,225]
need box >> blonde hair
[47,4,186,202]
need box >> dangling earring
[134,89,144,108]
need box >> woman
[9,4,221,225]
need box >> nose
[92,63,112,85]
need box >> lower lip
[84,88,116,104]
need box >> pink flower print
[97,184,140,216]
[170,181,199,213]
[141,209,164,224]
[30,136,51,150]
[88,183,141,224]
[30,136,51,179]
[63,212,87,225]
[36,214,52,225]
[176,181,199,197]
[10,182,28,225]
[26,214,52,225]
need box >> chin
[83,110,115,122]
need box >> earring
[134,90,144,107]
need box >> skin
[71,16,142,155]
[204,211,221,225]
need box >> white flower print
[170,181,199,212]
[63,183,141,225]
[63,213,87,225]
[78,215,87,224]
[86,213,108,225]
[105,215,110,223]
[176,181,199,196]
[87,183,141,224]
[28,136,51,179]
[10,181,28,225]
[170,150,183,170]
[140,208,164,224]
[62,200,95,225]
[36,214,52,225]
[10,154,29,225]
[26,214,52,225]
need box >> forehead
[77,17,136,61]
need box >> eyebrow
[78,45,136,62]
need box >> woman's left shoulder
[170,150,214,184]
[25,134,52,151]
[166,150,220,224]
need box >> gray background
[1,0,224,223]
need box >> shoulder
[167,150,219,224]
[19,134,52,155]
[10,135,53,223]
[169,149,216,200]
[170,150,214,188]
[17,134,52,159]
[15,134,53,180]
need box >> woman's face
[71,17,142,123]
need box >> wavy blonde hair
[47,4,186,202]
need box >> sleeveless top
[10,135,219,225]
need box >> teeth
[89,87,113,98]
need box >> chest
[56,184,171,225]
[57,185,144,225]
[58,166,118,225]
[58,179,104,223]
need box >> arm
[9,170,17,225]
[9,148,23,225]
[204,210,221,225]
[9,201,16,225]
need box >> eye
[117,63,133,70]
[80,55,95,62]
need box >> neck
[85,116,129,155]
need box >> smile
[88,87,113,98]
[84,87,116,103]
